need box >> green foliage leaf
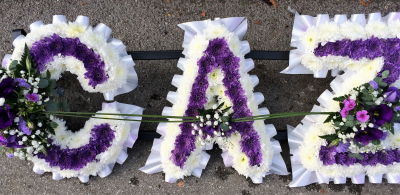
[220,123,229,131]
[51,89,59,97]
[47,127,55,135]
[382,70,390,79]
[221,106,231,114]
[319,134,338,142]
[345,120,354,127]
[45,103,57,111]
[372,140,381,145]
[221,116,230,122]
[38,79,49,88]
[333,96,346,102]
[216,102,224,110]
[346,115,354,121]
[62,100,70,112]
[50,122,58,129]
[8,60,18,71]
[349,153,364,160]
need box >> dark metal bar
[12,29,26,41]
[128,50,290,60]
[139,131,287,141]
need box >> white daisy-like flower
[317,22,342,44]
[340,21,366,41]
[301,26,319,52]
[207,68,224,86]
[365,20,389,38]
[301,53,323,71]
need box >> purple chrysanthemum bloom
[344,153,357,166]
[205,38,228,57]
[369,104,393,126]
[314,43,331,57]
[336,141,350,153]
[333,39,351,56]
[249,152,263,166]
[198,55,217,73]
[61,37,77,56]
[170,149,189,168]
[45,34,63,55]
[74,43,91,61]
[366,152,379,166]
[30,41,52,72]
[354,128,383,146]
[240,133,261,155]
[174,134,196,151]
[356,153,370,166]
[26,93,39,102]
[347,39,367,60]
[84,67,108,88]
[366,36,384,59]
[14,78,31,89]
[384,38,400,56]
[335,152,347,165]
[83,53,101,70]
[319,146,337,165]
[378,150,395,165]
[394,149,400,163]
[18,117,31,135]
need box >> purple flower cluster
[30,34,108,88]
[36,123,115,171]
[314,37,400,85]
[171,38,263,168]
[319,145,400,166]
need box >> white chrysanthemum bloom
[173,101,187,116]
[389,19,400,38]
[218,95,233,112]
[108,62,129,86]
[204,24,230,40]
[65,22,88,37]
[232,152,250,174]
[317,22,342,45]
[80,29,107,49]
[301,26,319,52]
[365,20,389,38]
[298,145,319,171]
[387,130,400,148]
[188,34,209,59]
[301,53,323,71]
[303,124,327,147]
[215,85,227,98]
[340,21,366,40]
[319,55,343,70]
[345,57,368,71]
[366,164,388,176]
[239,73,254,96]
[319,164,346,178]
[183,59,199,80]
[227,35,241,56]
[207,68,224,86]
[388,164,400,176]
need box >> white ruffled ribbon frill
[282,12,400,78]
[140,17,288,183]
[287,71,400,187]
[32,101,143,183]
[1,15,138,101]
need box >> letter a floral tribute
[140,17,288,183]
[287,12,400,186]
[0,15,142,182]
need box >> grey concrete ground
[1,0,400,194]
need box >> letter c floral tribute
[0,15,142,182]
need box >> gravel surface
[1,0,400,194]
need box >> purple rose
[0,104,15,129]
[369,104,393,126]
[383,87,400,103]
[0,77,16,98]
[354,128,383,146]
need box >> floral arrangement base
[140,17,288,183]
[287,12,400,186]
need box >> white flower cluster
[294,61,400,179]
[7,21,132,93]
[28,107,131,178]
[297,16,400,72]
[157,23,274,181]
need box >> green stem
[232,112,334,122]
[49,113,199,123]
[41,111,196,119]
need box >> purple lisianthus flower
[0,104,15,129]
[18,117,31,135]
[369,104,393,126]
[356,110,369,122]
[336,141,350,153]
[396,106,400,112]
[340,109,349,118]
[5,135,23,148]
[383,87,400,102]
[354,128,383,146]
[344,99,356,111]
[0,77,16,98]
[14,78,31,89]
[26,93,39,102]
[380,131,388,141]
[369,80,378,90]
[319,145,337,165]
